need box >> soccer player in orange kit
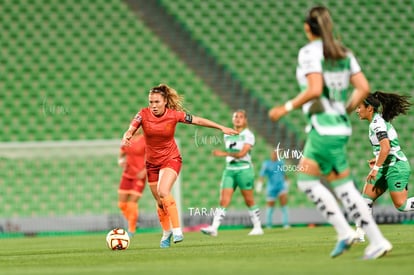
[122,84,238,248]
[117,129,146,237]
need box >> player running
[268,5,391,259]
[122,84,237,248]
[355,91,414,242]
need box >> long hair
[363,91,411,121]
[305,6,347,60]
[149,84,185,112]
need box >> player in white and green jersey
[268,5,391,259]
[355,91,414,241]
[201,110,263,237]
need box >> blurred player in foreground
[122,84,237,248]
[201,110,263,237]
[117,129,146,237]
[256,149,290,229]
[355,91,414,242]
[268,5,391,259]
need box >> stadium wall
[1,206,413,235]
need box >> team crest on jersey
[134,114,142,122]
[164,123,172,131]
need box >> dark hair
[363,91,411,121]
[305,6,347,60]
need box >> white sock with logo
[298,179,354,239]
[211,207,226,230]
[334,181,386,244]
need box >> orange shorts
[146,157,182,183]
[118,176,146,196]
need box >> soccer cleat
[363,240,392,260]
[173,234,184,243]
[355,227,365,243]
[200,226,218,237]
[127,231,134,238]
[248,227,264,236]
[330,235,356,258]
[356,236,365,243]
[160,232,172,248]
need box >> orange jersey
[130,107,192,165]
[121,134,146,179]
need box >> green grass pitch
[0,224,413,275]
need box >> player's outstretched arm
[191,115,238,135]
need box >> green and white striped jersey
[223,128,255,166]
[369,113,407,162]
[296,39,361,136]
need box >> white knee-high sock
[334,181,386,244]
[211,207,226,230]
[298,180,354,239]
[248,206,262,229]
[356,197,373,232]
[364,197,374,215]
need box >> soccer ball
[106,228,130,250]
